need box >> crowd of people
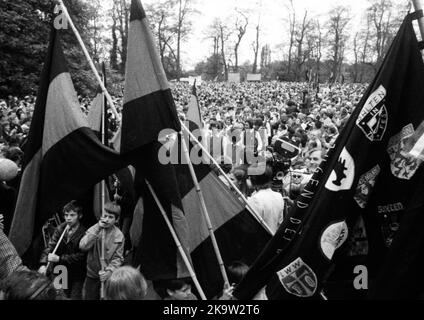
[0,80,367,300]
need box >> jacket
[79,223,124,279]
[39,222,87,281]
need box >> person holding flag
[79,202,124,300]
[38,200,87,299]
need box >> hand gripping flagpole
[46,224,70,272]
[55,0,121,122]
[180,122,274,235]
[179,133,230,289]
[145,179,207,300]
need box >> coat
[39,222,87,281]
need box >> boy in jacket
[79,201,124,300]
[38,200,87,299]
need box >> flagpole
[55,0,120,121]
[180,122,274,235]
[100,228,106,299]
[99,69,106,300]
[145,179,207,300]
[46,224,70,272]
[180,133,230,289]
[100,70,106,212]
[412,0,424,40]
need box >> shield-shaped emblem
[387,124,423,180]
[277,257,317,297]
[356,85,388,141]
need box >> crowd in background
[0,80,367,300]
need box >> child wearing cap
[79,201,124,300]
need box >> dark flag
[121,0,190,281]
[233,13,424,300]
[8,27,125,260]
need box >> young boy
[161,278,198,300]
[79,201,124,300]
[38,200,87,300]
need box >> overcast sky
[105,0,411,69]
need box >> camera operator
[247,163,285,234]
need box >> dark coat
[39,222,87,281]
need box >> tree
[365,0,407,71]
[260,44,271,69]
[286,0,296,80]
[232,9,249,72]
[0,0,100,97]
[0,0,51,96]
[306,19,323,83]
[293,10,311,81]
[174,0,196,80]
[109,0,130,74]
[145,0,178,78]
[205,18,232,81]
[252,22,260,73]
[327,6,351,83]
[110,1,119,69]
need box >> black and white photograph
[0,0,423,311]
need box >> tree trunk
[220,25,227,81]
[110,6,118,70]
[176,0,182,80]
[252,24,259,73]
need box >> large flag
[8,27,126,259]
[129,78,271,298]
[233,13,424,300]
[121,0,190,281]
[119,0,180,153]
[177,84,271,298]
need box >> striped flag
[119,0,180,154]
[175,85,271,298]
[122,0,190,281]
[8,27,125,259]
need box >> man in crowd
[247,163,285,234]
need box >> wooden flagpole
[412,0,424,40]
[100,228,106,299]
[55,0,120,121]
[145,180,207,300]
[100,70,106,300]
[179,133,230,289]
[180,122,274,235]
[46,224,70,272]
